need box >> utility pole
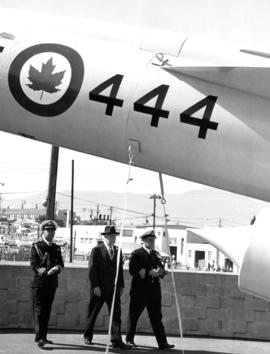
[149,194,161,230]
[109,206,113,224]
[96,205,99,225]
[46,146,59,220]
[70,160,74,263]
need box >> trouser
[84,293,122,343]
[126,295,167,347]
[32,286,56,341]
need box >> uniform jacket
[88,243,124,298]
[129,247,164,299]
[30,240,64,288]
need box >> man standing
[84,225,130,349]
[126,230,174,350]
[30,220,64,348]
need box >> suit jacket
[129,247,164,299]
[30,240,64,288]
[88,243,124,298]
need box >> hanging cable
[158,173,185,354]
[105,145,135,354]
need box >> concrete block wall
[1,263,270,340]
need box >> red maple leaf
[27,57,66,100]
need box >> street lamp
[149,194,161,230]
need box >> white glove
[47,265,59,276]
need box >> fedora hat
[101,225,120,235]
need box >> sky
[0,0,270,203]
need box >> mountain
[3,187,269,228]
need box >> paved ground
[1,332,270,354]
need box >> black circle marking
[8,43,84,116]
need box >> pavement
[1,331,270,354]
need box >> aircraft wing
[163,66,270,99]
[188,208,270,301]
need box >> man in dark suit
[126,230,174,350]
[84,225,130,349]
[30,220,64,348]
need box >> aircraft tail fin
[163,66,270,99]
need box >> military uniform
[30,220,64,346]
[126,230,174,350]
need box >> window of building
[188,250,192,257]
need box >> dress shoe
[159,343,175,350]
[44,339,53,344]
[38,339,45,347]
[84,338,93,345]
[112,341,132,349]
[126,340,138,347]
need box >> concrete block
[161,293,174,307]
[16,277,32,289]
[65,290,80,302]
[193,282,208,296]
[0,311,8,326]
[8,314,20,327]
[19,312,33,328]
[53,301,65,314]
[54,290,65,302]
[181,306,206,319]
[7,301,18,314]
[8,288,31,301]
[18,301,32,313]
[182,318,198,331]
[0,289,7,301]
[179,295,196,307]
[232,309,254,322]
[245,298,269,312]
[56,313,80,327]
[207,308,232,321]
[65,301,80,314]
[0,277,17,289]
[206,296,220,309]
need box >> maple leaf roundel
[8,44,84,116]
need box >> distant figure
[30,220,64,348]
[83,225,130,350]
[125,230,174,350]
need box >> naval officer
[126,229,174,350]
[30,220,64,348]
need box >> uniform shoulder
[52,243,61,249]
[131,247,143,255]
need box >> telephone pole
[109,206,113,224]
[149,194,161,230]
[46,146,59,220]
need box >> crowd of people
[30,221,175,350]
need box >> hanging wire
[105,145,135,354]
[158,173,185,354]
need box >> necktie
[109,246,114,259]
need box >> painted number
[180,95,218,139]
[134,85,169,127]
[89,74,124,116]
